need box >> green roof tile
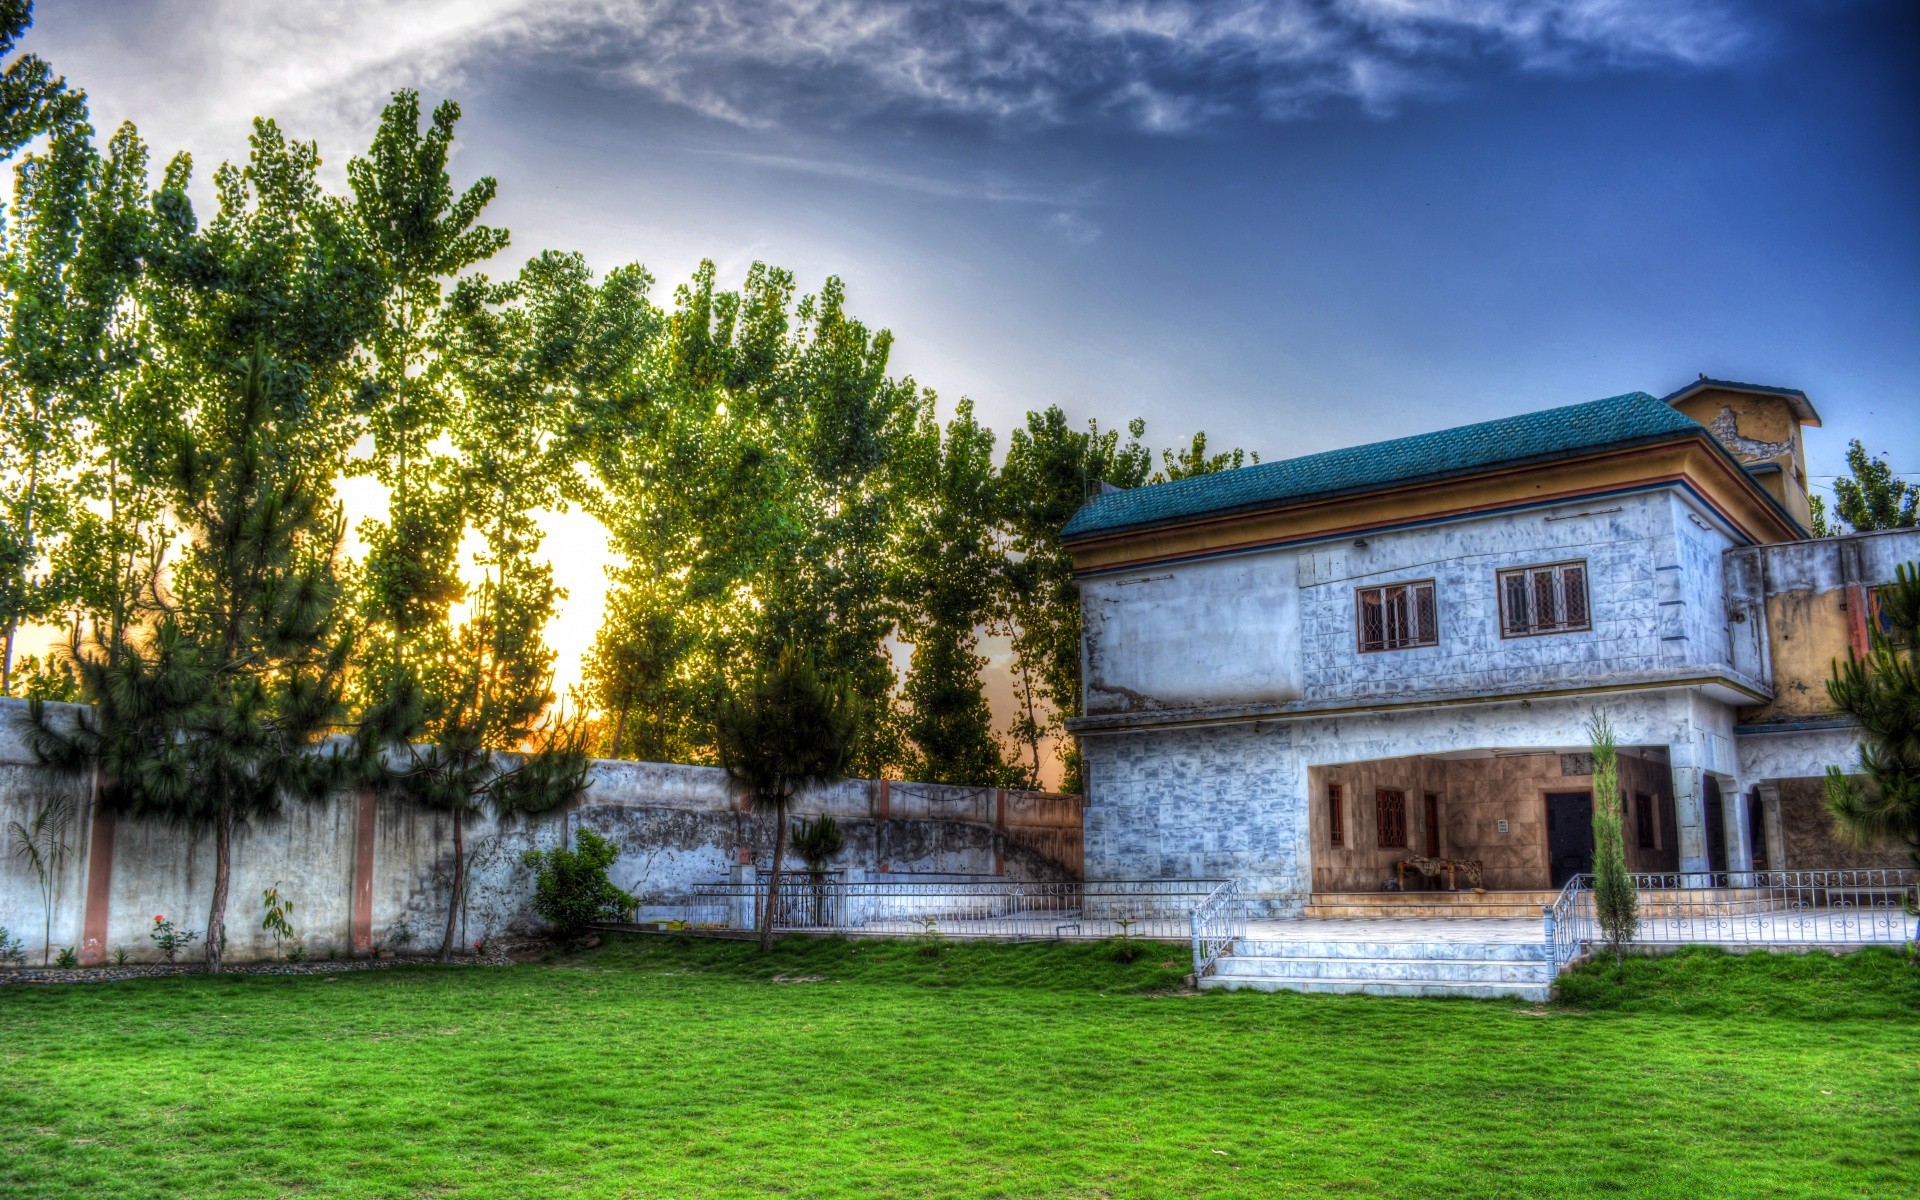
[1061,391,1708,541]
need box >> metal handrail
[1546,875,1589,973]
[1189,879,1245,979]
[1544,868,1916,976]
[681,877,1229,942]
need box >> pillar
[1757,781,1787,875]
[349,788,377,957]
[78,804,115,966]
[727,861,757,930]
[1716,773,1754,884]
[1670,759,1711,885]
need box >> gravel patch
[1,948,531,986]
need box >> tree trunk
[610,702,630,760]
[759,797,788,952]
[440,807,466,962]
[206,810,234,974]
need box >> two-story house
[1061,380,1916,916]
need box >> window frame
[1497,559,1592,639]
[1355,579,1439,653]
[1375,788,1407,849]
[1327,783,1345,847]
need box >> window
[1498,561,1590,637]
[1375,789,1407,848]
[1327,783,1344,847]
[1356,580,1437,652]
[1635,792,1657,850]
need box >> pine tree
[1824,562,1920,867]
[712,646,860,951]
[1587,712,1638,971]
[25,344,359,973]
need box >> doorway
[1545,791,1594,887]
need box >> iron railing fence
[1189,879,1245,979]
[680,876,1227,943]
[1545,868,1916,973]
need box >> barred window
[1498,561,1590,637]
[1328,783,1345,847]
[1356,580,1437,652]
[1375,789,1407,848]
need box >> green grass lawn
[3,936,1916,1199]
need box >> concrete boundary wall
[0,699,1081,965]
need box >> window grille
[1635,791,1656,850]
[1356,580,1438,652]
[1375,789,1407,848]
[1328,783,1344,847]
[1498,561,1590,637]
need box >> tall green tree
[899,399,1010,785]
[348,90,507,684]
[0,107,148,692]
[0,2,78,160]
[358,249,599,962]
[0,110,93,691]
[712,646,859,951]
[1817,440,1918,536]
[1825,562,1920,868]
[1587,713,1638,970]
[999,408,1152,793]
[27,344,361,973]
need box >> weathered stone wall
[1773,778,1910,871]
[0,699,1081,964]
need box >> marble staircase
[1199,927,1555,1001]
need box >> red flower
[154,915,164,922]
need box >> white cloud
[42,0,1755,150]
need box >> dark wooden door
[1545,791,1594,887]
[1704,776,1729,874]
[1423,793,1440,857]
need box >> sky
[20,0,1920,780]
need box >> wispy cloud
[52,0,1758,146]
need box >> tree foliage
[712,646,860,950]
[523,828,634,942]
[1586,713,1638,969]
[1814,440,1918,537]
[1825,562,1920,869]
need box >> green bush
[523,829,637,942]
[54,946,78,968]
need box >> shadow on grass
[1553,944,1920,1020]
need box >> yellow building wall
[1669,387,1813,533]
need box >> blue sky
[37,0,1918,477]
[25,1,1919,758]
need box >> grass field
[3,936,1916,1198]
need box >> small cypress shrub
[1588,713,1639,971]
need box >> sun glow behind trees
[0,8,1255,791]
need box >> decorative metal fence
[1546,868,1917,973]
[679,876,1227,945]
[1188,879,1245,979]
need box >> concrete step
[1217,955,1551,984]
[1237,938,1547,961]
[1311,890,1559,905]
[1304,903,1549,919]
[1200,973,1551,1001]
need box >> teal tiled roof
[1061,391,1710,541]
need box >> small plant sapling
[54,946,78,968]
[113,948,129,967]
[261,883,296,958]
[0,927,24,965]
[913,916,946,959]
[1109,916,1142,963]
[149,915,199,962]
